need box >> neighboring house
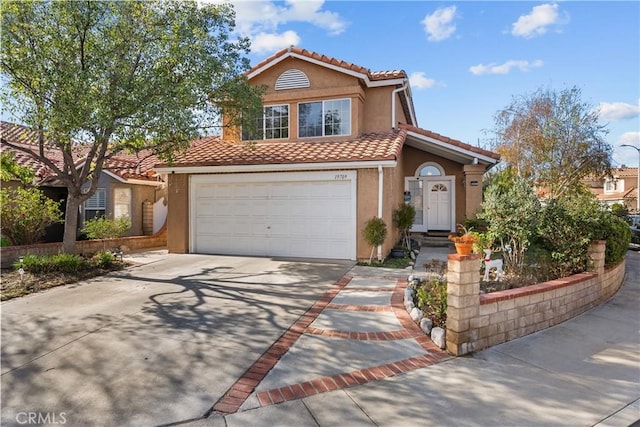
[585,166,638,212]
[0,121,167,242]
[155,47,501,261]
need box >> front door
[405,177,454,232]
[427,181,451,230]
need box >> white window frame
[298,98,351,138]
[242,104,289,141]
[84,188,106,221]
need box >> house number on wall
[334,174,348,180]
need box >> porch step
[411,233,453,248]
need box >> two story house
[585,166,638,212]
[155,47,500,261]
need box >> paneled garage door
[190,171,356,260]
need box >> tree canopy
[491,86,612,199]
[1,0,264,252]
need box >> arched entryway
[404,162,455,232]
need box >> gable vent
[275,69,310,90]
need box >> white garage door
[190,171,356,260]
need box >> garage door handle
[267,226,271,229]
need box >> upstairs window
[298,99,351,138]
[242,105,289,141]
[605,178,623,193]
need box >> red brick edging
[207,275,449,416]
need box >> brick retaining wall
[0,227,167,268]
[446,241,626,356]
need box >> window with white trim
[605,178,623,193]
[84,188,106,221]
[241,105,289,141]
[298,99,351,138]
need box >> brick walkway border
[208,275,449,416]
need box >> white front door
[426,181,452,231]
[406,177,454,232]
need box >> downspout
[378,164,383,261]
[391,80,408,129]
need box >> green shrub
[393,203,415,250]
[1,237,9,247]
[415,277,447,327]
[14,253,89,274]
[82,216,131,240]
[92,251,116,268]
[362,217,387,264]
[592,211,632,266]
[50,253,88,273]
[0,187,63,245]
[479,176,540,273]
[15,254,49,274]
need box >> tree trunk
[62,196,81,253]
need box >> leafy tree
[478,175,540,273]
[0,186,63,245]
[1,0,264,253]
[0,151,35,185]
[491,86,612,199]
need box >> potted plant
[449,224,479,255]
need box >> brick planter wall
[0,227,167,268]
[445,241,626,356]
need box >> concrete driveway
[1,252,353,426]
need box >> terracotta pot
[454,242,473,255]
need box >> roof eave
[155,159,398,175]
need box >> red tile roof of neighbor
[161,129,407,168]
[249,46,408,82]
[0,121,159,183]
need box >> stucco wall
[224,57,409,141]
[166,173,189,253]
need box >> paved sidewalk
[183,249,640,427]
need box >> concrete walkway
[184,248,640,427]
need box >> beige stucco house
[156,47,500,261]
[0,121,167,241]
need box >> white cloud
[218,0,347,53]
[619,131,640,147]
[598,101,640,122]
[250,30,301,54]
[409,72,437,90]
[421,6,457,42]
[511,3,565,38]
[469,59,543,75]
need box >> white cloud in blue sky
[421,6,457,42]
[598,101,640,122]
[511,3,566,38]
[222,0,347,53]
[409,72,437,90]
[469,60,544,75]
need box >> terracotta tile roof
[0,121,158,183]
[248,46,408,82]
[157,129,407,168]
[400,124,501,161]
[611,167,638,179]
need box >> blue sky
[225,0,640,167]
